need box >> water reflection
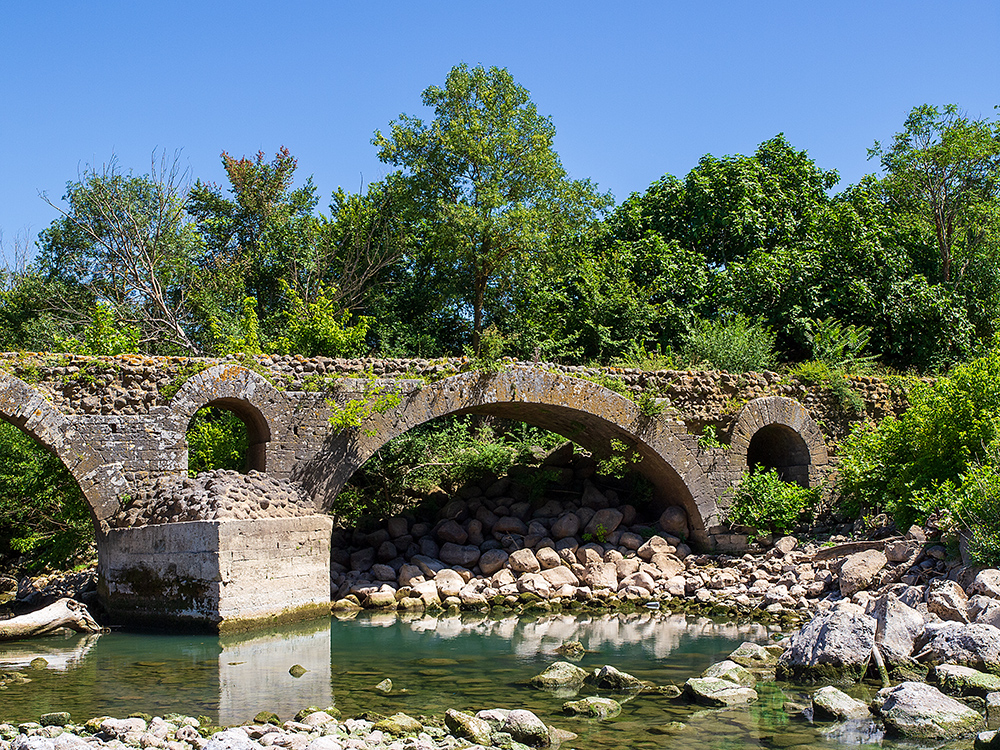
[218,618,332,726]
[0,632,101,670]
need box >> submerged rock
[562,697,621,719]
[873,681,984,740]
[728,641,779,670]
[684,677,758,707]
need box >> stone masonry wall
[0,351,911,441]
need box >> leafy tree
[870,104,1000,284]
[38,155,205,354]
[189,150,406,354]
[374,63,611,353]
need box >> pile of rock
[0,706,572,750]
[112,470,314,528]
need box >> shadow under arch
[167,365,284,473]
[728,396,829,487]
[296,367,720,547]
[0,370,125,522]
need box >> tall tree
[38,154,204,354]
[373,63,610,353]
[870,104,1000,284]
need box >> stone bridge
[0,352,907,631]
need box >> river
[0,611,891,749]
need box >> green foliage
[790,360,866,415]
[186,408,249,475]
[612,340,678,371]
[802,317,877,372]
[0,421,94,572]
[837,342,1000,527]
[328,372,403,436]
[463,325,508,373]
[697,425,726,451]
[682,314,776,373]
[597,438,642,478]
[57,302,141,356]
[727,468,818,537]
[336,416,564,524]
[269,282,370,358]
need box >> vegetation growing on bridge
[1,64,999,570]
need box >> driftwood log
[0,598,102,641]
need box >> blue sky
[1,1,997,263]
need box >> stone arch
[0,371,126,522]
[167,365,285,473]
[296,367,720,547]
[728,396,829,487]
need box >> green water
[0,611,898,749]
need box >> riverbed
[0,612,892,750]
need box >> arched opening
[185,398,269,475]
[0,419,95,574]
[746,423,812,487]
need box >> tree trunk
[0,598,103,641]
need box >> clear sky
[1,1,997,264]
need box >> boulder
[541,566,579,588]
[494,516,529,535]
[839,549,887,596]
[684,677,758,707]
[551,513,580,540]
[531,661,589,689]
[702,660,756,687]
[585,665,645,691]
[934,664,1000,698]
[479,549,509,576]
[501,709,550,748]
[811,686,870,720]
[977,730,1000,750]
[928,579,971,623]
[658,506,689,537]
[989,693,1000,730]
[434,569,465,598]
[444,709,492,746]
[873,681,984,740]
[873,594,925,669]
[776,604,877,683]
[535,547,561,570]
[509,549,541,574]
[584,508,624,537]
[204,730,264,750]
[637,536,673,561]
[581,562,618,590]
[373,713,422,736]
[773,536,798,555]
[918,622,1000,673]
[562,697,621,719]
[438,543,480,568]
[973,570,1000,600]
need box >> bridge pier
[97,515,332,632]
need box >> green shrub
[802,317,877,372]
[837,343,1000,528]
[0,421,94,572]
[682,314,776,373]
[337,416,565,523]
[727,468,817,537]
[186,408,248,475]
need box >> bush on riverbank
[726,468,819,538]
[838,343,1000,563]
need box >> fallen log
[0,598,102,641]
